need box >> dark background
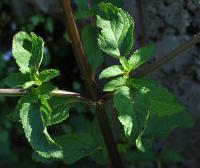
[0,0,200,168]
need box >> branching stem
[0,88,94,104]
[132,33,200,78]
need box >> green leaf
[97,3,134,58]
[19,95,63,158]
[23,81,36,89]
[56,133,99,165]
[136,135,145,152]
[38,83,57,95]
[99,65,124,79]
[103,77,127,92]
[113,86,150,137]
[3,73,30,87]
[39,96,52,125]
[12,31,32,73]
[128,44,156,69]
[135,79,186,117]
[119,57,131,71]
[118,115,133,137]
[81,25,103,73]
[30,32,44,71]
[39,69,60,82]
[143,112,193,138]
[132,78,193,147]
[74,0,91,20]
[47,98,71,126]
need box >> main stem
[60,0,125,167]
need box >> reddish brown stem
[59,0,125,167]
[132,33,200,78]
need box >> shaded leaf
[56,133,99,164]
[82,25,103,72]
[3,73,30,88]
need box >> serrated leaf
[99,65,124,79]
[134,78,186,117]
[131,78,194,149]
[81,25,103,73]
[47,98,71,126]
[12,31,32,73]
[3,73,30,87]
[143,112,193,138]
[39,69,60,82]
[118,115,133,136]
[56,133,99,165]
[19,95,63,158]
[103,77,127,92]
[128,44,156,70]
[113,86,149,137]
[30,32,44,70]
[97,3,134,58]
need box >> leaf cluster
[97,3,193,152]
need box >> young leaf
[56,133,99,165]
[103,77,127,92]
[128,44,156,70]
[12,31,32,73]
[81,25,103,73]
[38,69,60,82]
[99,65,124,79]
[23,81,36,89]
[3,73,30,87]
[97,3,134,58]
[19,95,63,158]
[119,57,131,71]
[30,32,44,71]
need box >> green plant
[0,1,199,168]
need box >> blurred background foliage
[0,0,198,168]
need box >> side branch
[0,88,93,104]
[132,34,200,78]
